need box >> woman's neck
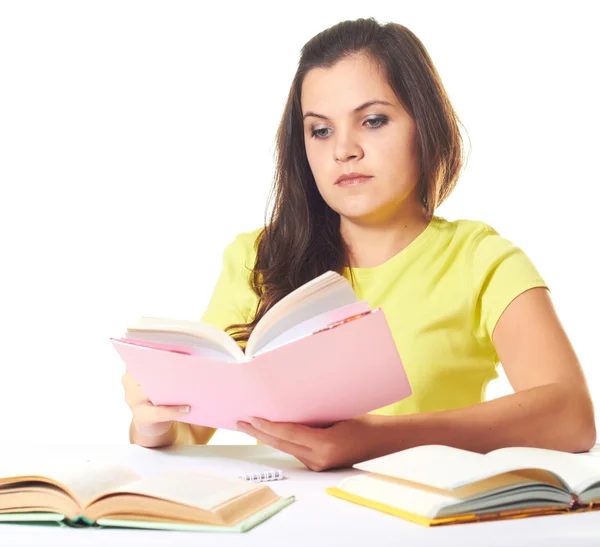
[340,207,430,269]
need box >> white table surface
[2,443,600,547]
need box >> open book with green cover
[326,444,600,526]
[0,460,293,532]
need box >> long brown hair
[226,17,469,345]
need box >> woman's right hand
[121,372,190,438]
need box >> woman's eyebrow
[303,99,394,121]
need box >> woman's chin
[338,208,384,225]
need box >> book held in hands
[111,271,412,430]
[326,444,600,526]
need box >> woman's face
[301,54,422,225]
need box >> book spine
[569,495,596,512]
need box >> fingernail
[236,421,248,431]
[178,405,190,413]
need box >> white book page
[124,331,237,362]
[340,474,460,519]
[102,468,260,511]
[354,445,540,490]
[252,301,370,356]
[340,473,567,520]
[487,447,600,493]
[127,316,245,362]
[0,459,140,507]
[246,277,358,356]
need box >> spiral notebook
[238,469,284,482]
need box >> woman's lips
[336,176,373,187]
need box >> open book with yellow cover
[326,444,600,526]
[0,460,293,532]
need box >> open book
[111,271,411,430]
[0,460,293,532]
[121,270,373,362]
[326,444,600,526]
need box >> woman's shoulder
[230,226,264,249]
[434,216,538,280]
[431,216,532,272]
[433,216,509,252]
[223,226,264,265]
[435,215,498,239]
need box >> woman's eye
[311,127,331,139]
[310,116,388,140]
[365,116,388,128]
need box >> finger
[236,422,313,460]
[133,403,190,426]
[295,455,326,472]
[121,373,142,397]
[246,417,321,447]
[124,383,150,409]
[134,420,173,438]
[121,372,139,390]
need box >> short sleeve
[471,225,548,341]
[200,229,262,331]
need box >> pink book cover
[111,308,411,430]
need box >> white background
[1,1,598,446]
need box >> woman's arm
[381,287,596,454]
[237,287,596,470]
[383,381,594,455]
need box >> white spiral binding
[237,469,284,482]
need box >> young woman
[122,18,596,470]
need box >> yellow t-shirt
[174,216,546,443]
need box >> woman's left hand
[236,414,389,471]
